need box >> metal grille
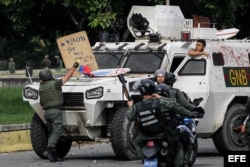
[63,93,84,106]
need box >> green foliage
[0,61,7,70]
[0,87,34,124]
[195,0,247,27]
[147,0,165,4]
[1,0,250,69]
[0,37,55,69]
[0,0,34,36]
[88,12,117,29]
[85,0,117,29]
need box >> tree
[0,0,126,41]
[1,0,250,70]
[0,0,127,69]
[171,0,248,29]
[1,0,250,41]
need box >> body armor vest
[39,80,63,109]
[135,99,164,136]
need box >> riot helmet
[154,69,166,84]
[139,79,155,96]
[165,72,176,86]
[39,69,53,81]
[154,69,166,77]
[155,83,170,97]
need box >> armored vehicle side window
[94,52,123,69]
[212,52,225,66]
[178,58,206,75]
[248,53,250,64]
[170,56,185,72]
[122,50,165,73]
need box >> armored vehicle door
[172,56,210,107]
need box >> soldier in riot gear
[155,83,200,167]
[39,62,79,162]
[127,79,198,167]
[154,70,204,167]
[154,69,198,110]
[161,71,204,167]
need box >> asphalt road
[0,139,223,167]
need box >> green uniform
[169,88,196,110]
[127,97,195,121]
[169,88,197,167]
[39,79,63,150]
[127,97,196,167]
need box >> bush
[0,60,7,70]
[0,87,34,124]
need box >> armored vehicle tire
[213,103,249,153]
[110,107,139,160]
[30,114,48,159]
[30,114,72,159]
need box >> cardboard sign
[56,31,99,75]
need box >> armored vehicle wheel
[110,107,139,160]
[30,114,48,159]
[213,103,249,153]
[30,114,72,159]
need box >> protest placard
[56,31,98,75]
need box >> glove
[192,111,199,118]
[192,111,204,118]
[193,97,203,106]
[73,62,79,68]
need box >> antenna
[26,66,33,83]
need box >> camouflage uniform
[38,63,78,162]
[169,88,196,167]
[169,88,196,110]
[127,97,196,167]
[39,79,64,152]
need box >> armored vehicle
[23,5,250,160]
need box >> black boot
[54,154,64,162]
[43,147,57,162]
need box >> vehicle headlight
[23,87,38,99]
[86,86,103,99]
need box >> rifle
[118,74,141,135]
[117,74,132,101]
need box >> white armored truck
[23,5,250,160]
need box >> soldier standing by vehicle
[188,39,210,58]
[127,79,198,167]
[39,61,79,162]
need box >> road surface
[0,139,223,167]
